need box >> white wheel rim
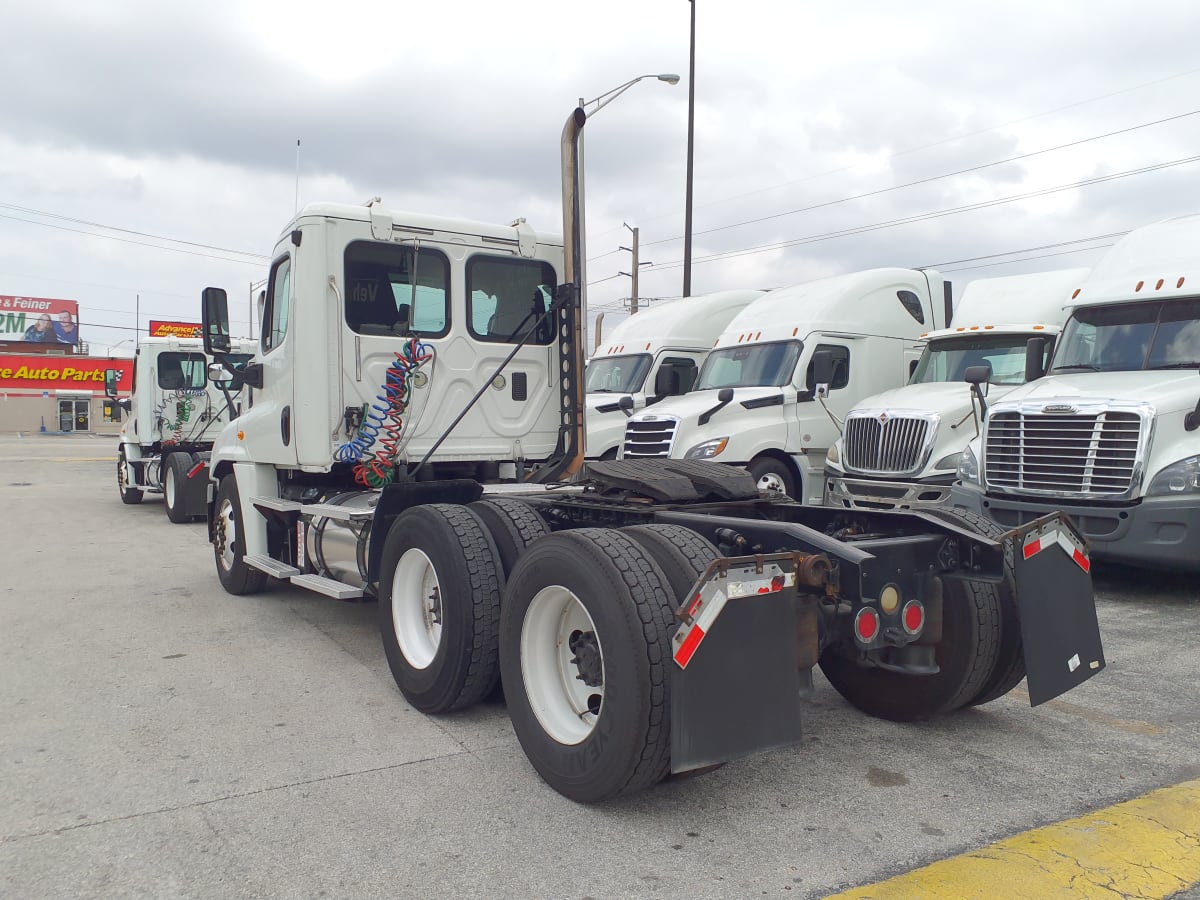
[118,457,129,492]
[757,471,787,493]
[521,585,604,745]
[392,548,443,670]
[165,465,176,507]
[215,496,236,571]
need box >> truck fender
[365,479,485,586]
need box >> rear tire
[213,474,267,596]
[818,574,1001,722]
[621,524,718,604]
[500,529,675,802]
[378,504,503,713]
[163,452,194,524]
[117,450,143,504]
[467,498,550,579]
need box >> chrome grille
[622,417,677,458]
[984,408,1144,497]
[843,413,935,476]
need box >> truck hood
[997,371,1200,416]
[627,387,785,426]
[853,381,981,421]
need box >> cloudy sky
[2,0,1199,354]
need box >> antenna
[294,139,301,214]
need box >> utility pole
[683,0,696,297]
[624,224,640,315]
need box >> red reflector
[674,625,706,669]
[902,601,924,634]
[1022,538,1042,559]
[770,574,785,591]
[187,462,206,479]
[854,608,879,642]
[686,594,703,618]
[1073,548,1090,573]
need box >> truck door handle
[281,406,291,446]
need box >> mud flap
[1007,513,1105,706]
[669,557,806,773]
[183,460,210,518]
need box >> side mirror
[964,364,991,388]
[119,399,132,413]
[717,387,734,403]
[103,368,120,398]
[811,350,833,398]
[617,394,635,418]
[202,287,231,355]
[208,361,233,384]
[1025,336,1048,382]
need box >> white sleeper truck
[586,289,762,459]
[197,106,1104,802]
[107,335,256,523]
[619,270,949,503]
[825,268,1088,510]
[953,215,1200,571]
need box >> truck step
[300,502,375,521]
[244,554,301,578]
[289,574,364,600]
[253,496,304,513]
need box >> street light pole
[683,0,696,297]
[577,73,680,324]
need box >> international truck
[195,105,1104,802]
[106,335,256,523]
[825,268,1088,510]
[618,269,949,503]
[952,214,1200,571]
[585,289,763,459]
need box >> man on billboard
[23,313,57,342]
[54,311,79,344]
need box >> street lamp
[576,73,680,317]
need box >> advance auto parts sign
[0,295,81,345]
[148,320,203,338]
[0,355,132,392]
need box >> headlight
[956,444,980,485]
[685,437,729,460]
[1146,455,1200,496]
[826,441,841,467]
[934,451,962,471]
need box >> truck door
[798,341,854,451]
[239,252,298,466]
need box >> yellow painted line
[1011,686,1168,736]
[829,778,1200,899]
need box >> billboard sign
[148,320,204,338]
[0,296,80,345]
[0,355,131,392]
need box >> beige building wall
[0,391,125,435]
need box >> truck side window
[467,255,556,345]
[806,344,850,390]
[262,256,291,354]
[344,242,450,337]
[653,357,698,397]
[897,290,925,324]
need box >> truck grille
[843,413,935,476]
[622,417,677,458]
[984,408,1144,497]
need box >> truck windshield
[910,334,1049,386]
[1051,298,1200,372]
[695,340,802,390]
[586,354,652,393]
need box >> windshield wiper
[1148,362,1200,370]
[1050,364,1100,372]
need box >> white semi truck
[825,268,1088,510]
[585,289,763,459]
[953,215,1200,571]
[195,106,1104,801]
[619,269,949,503]
[106,335,256,523]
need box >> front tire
[117,451,143,504]
[500,529,676,803]
[748,456,797,499]
[163,452,194,524]
[213,474,267,596]
[378,504,503,713]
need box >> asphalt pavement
[1,433,1197,899]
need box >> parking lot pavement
[1,433,1197,899]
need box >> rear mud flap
[1007,513,1105,705]
[184,462,209,518]
[669,557,806,774]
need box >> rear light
[854,607,879,642]
[902,600,925,636]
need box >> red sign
[0,355,132,392]
[0,296,81,345]
[148,320,203,338]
